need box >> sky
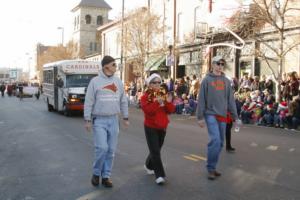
[0,0,246,74]
[0,0,146,72]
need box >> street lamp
[25,53,32,81]
[57,27,64,45]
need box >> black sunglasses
[216,62,225,66]
[150,81,161,84]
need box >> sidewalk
[130,106,300,134]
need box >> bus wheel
[63,104,70,116]
[47,99,54,112]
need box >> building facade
[0,68,23,83]
[82,0,300,84]
[71,0,111,57]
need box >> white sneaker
[155,177,165,185]
[144,165,154,175]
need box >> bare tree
[37,41,85,82]
[230,0,300,101]
[121,7,166,84]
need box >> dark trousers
[225,122,233,149]
[144,126,166,178]
[287,116,300,129]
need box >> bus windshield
[66,74,97,87]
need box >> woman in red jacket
[141,73,175,185]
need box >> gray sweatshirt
[196,72,238,120]
[84,69,128,121]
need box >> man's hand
[197,119,205,128]
[123,119,130,128]
[85,120,92,132]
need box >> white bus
[43,60,100,116]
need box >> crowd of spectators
[125,71,300,131]
[235,72,300,130]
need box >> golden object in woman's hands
[166,93,173,103]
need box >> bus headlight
[70,98,80,102]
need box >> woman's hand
[156,96,165,106]
[166,93,173,103]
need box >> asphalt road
[0,95,299,200]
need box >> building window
[97,15,103,25]
[94,43,97,51]
[74,17,76,30]
[90,42,93,51]
[85,15,91,24]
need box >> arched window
[97,15,103,25]
[85,15,91,24]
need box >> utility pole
[57,27,64,46]
[208,0,212,72]
[25,53,32,81]
[147,0,150,59]
[163,0,166,47]
[120,0,125,81]
[173,0,177,80]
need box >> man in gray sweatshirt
[196,56,238,180]
[84,55,129,188]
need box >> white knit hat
[145,73,162,86]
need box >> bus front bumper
[66,103,84,111]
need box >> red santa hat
[279,101,288,109]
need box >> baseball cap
[212,56,225,64]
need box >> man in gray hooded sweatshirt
[84,55,129,187]
[196,56,238,180]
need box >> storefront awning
[144,56,166,72]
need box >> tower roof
[72,0,112,11]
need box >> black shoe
[226,147,236,152]
[207,172,216,180]
[213,171,221,177]
[102,178,113,188]
[91,175,99,186]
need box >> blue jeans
[205,115,226,173]
[92,115,119,178]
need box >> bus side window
[57,76,64,88]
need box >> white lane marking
[289,148,295,152]
[250,142,258,147]
[24,196,35,200]
[76,189,105,200]
[266,145,278,151]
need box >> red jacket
[141,92,175,129]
